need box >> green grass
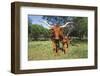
[28,40,88,60]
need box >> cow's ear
[49,28,53,32]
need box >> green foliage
[73,17,88,39]
[28,24,50,41]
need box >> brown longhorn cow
[50,25,70,56]
[41,20,72,56]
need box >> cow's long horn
[39,20,53,29]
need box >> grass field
[28,40,88,60]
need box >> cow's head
[51,24,63,40]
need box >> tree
[28,16,33,41]
[42,16,74,25]
[72,17,88,40]
[29,24,50,40]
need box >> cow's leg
[51,40,57,56]
[55,40,60,52]
[62,43,68,54]
[67,43,69,48]
[52,40,60,56]
[55,40,61,56]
